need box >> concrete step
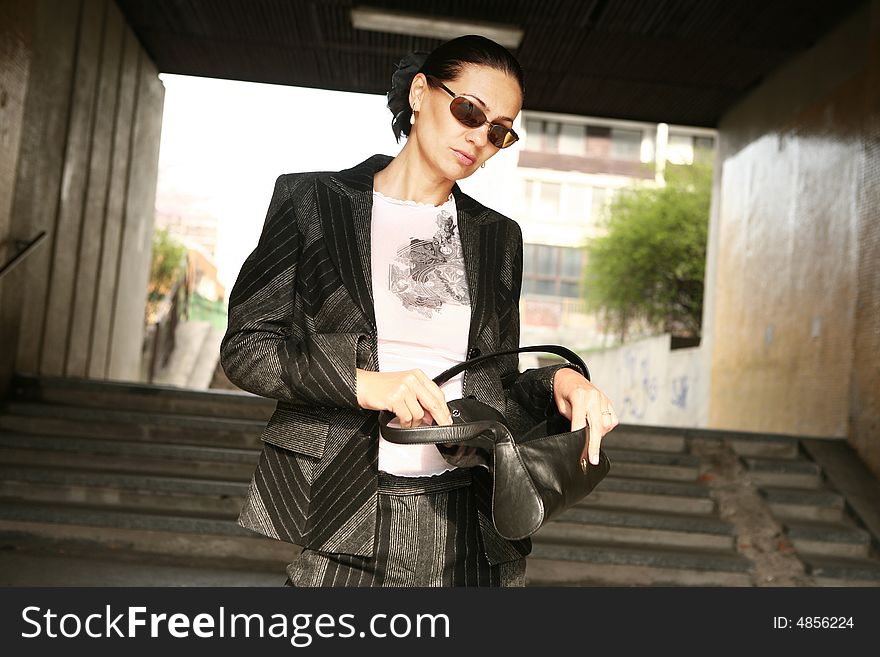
[0,506,755,588]
[759,486,845,522]
[524,558,752,586]
[0,548,285,587]
[536,507,735,551]
[783,519,872,559]
[802,555,880,587]
[742,456,823,489]
[527,542,752,586]
[0,466,247,517]
[0,500,247,536]
[577,477,715,515]
[0,517,295,572]
[727,435,801,459]
[602,429,686,453]
[0,433,258,480]
[9,374,274,420]
[603,448,701,481]
[0,401,265,449]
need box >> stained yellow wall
[705,0,880,476]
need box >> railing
[0,231,47,281]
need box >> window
[522,244,585,298]
[667,134,715,166]
[610,128,642,160]
[560,247,582,278]
[559,123,585,156]
[694,136,714,151]
[524,119,543,150]
[525,119,584,153]
[568,185,592,224]
[523,178,537,208]
[591,187,611,222]
[522,179,565,220]
[693,136,715,164]
[666,133,694,165]
[524,181,607,224]
[544,122,559,152]
[537,181,562,217]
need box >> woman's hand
[356,368,453,428]
[552,367,618,467]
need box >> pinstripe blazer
[220,153,576,565]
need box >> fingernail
[590,455,599,465]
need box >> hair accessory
[388,50,430,140]
[390,50,429,98]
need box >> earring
[410,108,416,125]
[481,162,486,169]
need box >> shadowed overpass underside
[114,0,863,127]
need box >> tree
[146,227,188,322]
[149,227,187,296]
[583,163,712,343]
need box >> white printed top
[370,190,471,476]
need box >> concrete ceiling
[115,0,864,127]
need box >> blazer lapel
[453,186,496,367]
[319,154,497,369]
[317,155,389,330]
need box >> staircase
[527,430,751,586]
[528,427,880,586]
[0,375,287,579]
[1,374,879,587]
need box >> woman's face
[409,64,522,182]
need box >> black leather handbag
[379,345,611,540]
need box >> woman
[220,35,618,587]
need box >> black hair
[387,34,525,143]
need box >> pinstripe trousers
[282,467,527,587]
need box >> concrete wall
[570,334,704,429]
[0,0,164,397]
[0,1,33,328]
[703,1,880,475]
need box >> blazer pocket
[258,405,330,459]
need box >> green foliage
[149,227,187,298]
[584,163,712,342]
[146,228,189,325]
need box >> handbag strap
[379,416,509,446]
[432,344,590,386]
[379,344,590,446]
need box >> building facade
[511,111,715,351]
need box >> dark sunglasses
[425,75,519,149]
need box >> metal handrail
[0,231,47,280]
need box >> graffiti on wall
[595,336,700,426]
[671,375,689,408]
[620,350,659,419]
